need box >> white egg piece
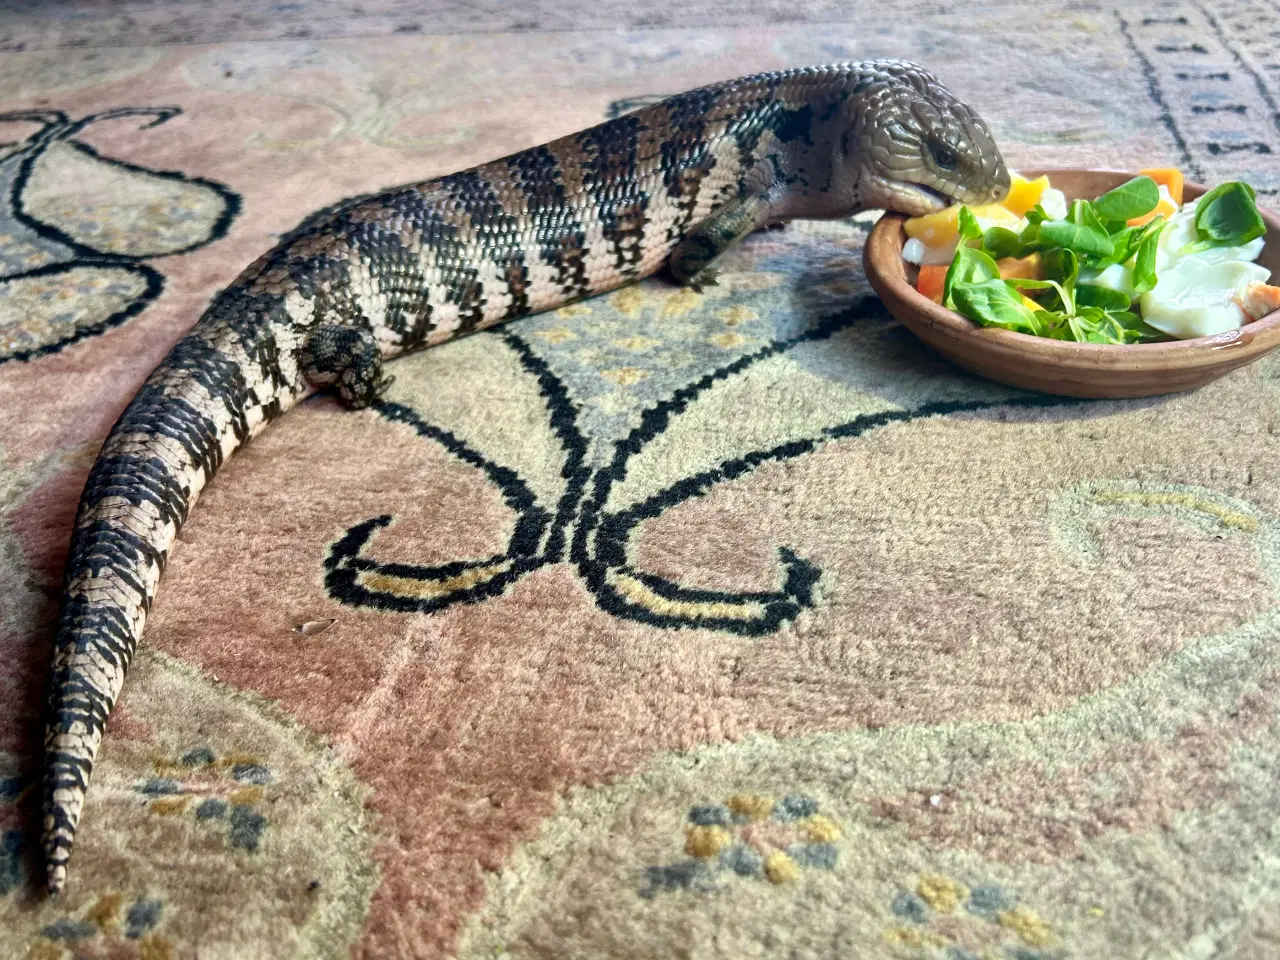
[1139,257,1271,338]
[1080,262,1138,302]
[902,236,958,266]
[1156,198,1266,269]
[1039,187,1068,220]
[901,237,927,264]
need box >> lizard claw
[689,267,720,293]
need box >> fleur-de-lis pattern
[323,236,1060,635]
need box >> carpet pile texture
[3,2,1280,957]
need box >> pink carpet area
[3,2,1280,958]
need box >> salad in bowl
[899,168,1279,345]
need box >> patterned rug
[3,2,1280,958]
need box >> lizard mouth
[893,181,956,216]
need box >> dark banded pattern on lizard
[41,59,1010,895]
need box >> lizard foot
[301,324,391,409]
[687,267,720,293]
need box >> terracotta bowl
[862,168,1280,398]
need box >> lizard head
[845,59,1010,217]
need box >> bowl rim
[863,167,1280,367]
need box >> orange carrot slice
[917,264,948,302]
[997,254,1042,281]
[1140,167,1184,205]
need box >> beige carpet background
[3,2,1280,958]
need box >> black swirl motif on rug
[0,106,241,365]
[323,298,1073,637]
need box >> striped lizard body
[41,58,1010,894]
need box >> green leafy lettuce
[930,174,1262,345]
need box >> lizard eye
[931,143,958,171]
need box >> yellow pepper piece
[903,203,1024,248]
[1001,173,1051,216]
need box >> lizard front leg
[668,185,780,292]
[301,324,395,409]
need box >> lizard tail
[43,317,309,895]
